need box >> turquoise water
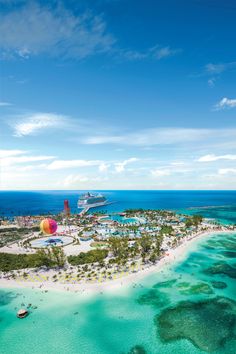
[1,231,236,354]
[1,191,236,223]
[102,214,142,224]
[177,205,236,225]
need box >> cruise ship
[77,192,107,209]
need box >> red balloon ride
[40,218,58,235]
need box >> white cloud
[63,174,89,187]
[208,78,216,87]
[198,154,236,162]
[205,61,236,74]
[61,173,108,188]
[170,161,185,166]
[83,127,236,146]
[0,3,114,59]
[114,158,138,173]
[152,46,181,60]
[151,169,171,177]
[1,154,55,167]
[0,101,11,106]
[150,166,191,178]
[214,97,236,110]
[99,162,110,172]
[15,163,48,172]
[0,149,25,158]
[121,45,181,61]
[13,112,66,137]
[218,168,236,175]
[47,159,102,170]
[84,135,123,144]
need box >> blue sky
[0,0,236,190]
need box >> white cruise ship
[77,192,107,209]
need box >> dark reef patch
[137,288,169,309]
[177,282,214,295]
[204,237,236,252]
[204,261,236,279]
[152,279,177,289]
[210,281,227,289]
[156,296,236,352]
[215,239,236,251]
[202,244,215,250]
[0,291,18,306]
[221,251,236,258]
[127,345,147,354]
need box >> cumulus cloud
[99,162,110,172]
[12,112,66,137]
[114,158,138,173]
[214,97,236,110]
[198,154,236,162]
[0,2,114,59]
[63,174,89,187]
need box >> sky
[0,0,236,190]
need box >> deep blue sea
[0,190,236,224]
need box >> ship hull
[78,201,109,209]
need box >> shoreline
[1,230,234,298]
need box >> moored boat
[17,309,29,319]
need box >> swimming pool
[101,214,145,224]
[30,236,73,248]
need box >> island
[0,209,235,292]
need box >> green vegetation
[68,249,108,265]
[138,234,152,261]
[125,208,144,215]
[0,248,66,272]
[160,225,174,236]
[0,227,38,247]
[107,233,164,265]
[91,241,108,248]
[185,215,203,228]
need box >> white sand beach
[1,230,233,298]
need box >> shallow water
[0,232,236,354]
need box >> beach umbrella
[40,218,57,235]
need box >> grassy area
[90,241,108,248]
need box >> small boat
[17,309,29,319]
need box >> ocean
[0,190,236,353]
[0,190,236,224]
